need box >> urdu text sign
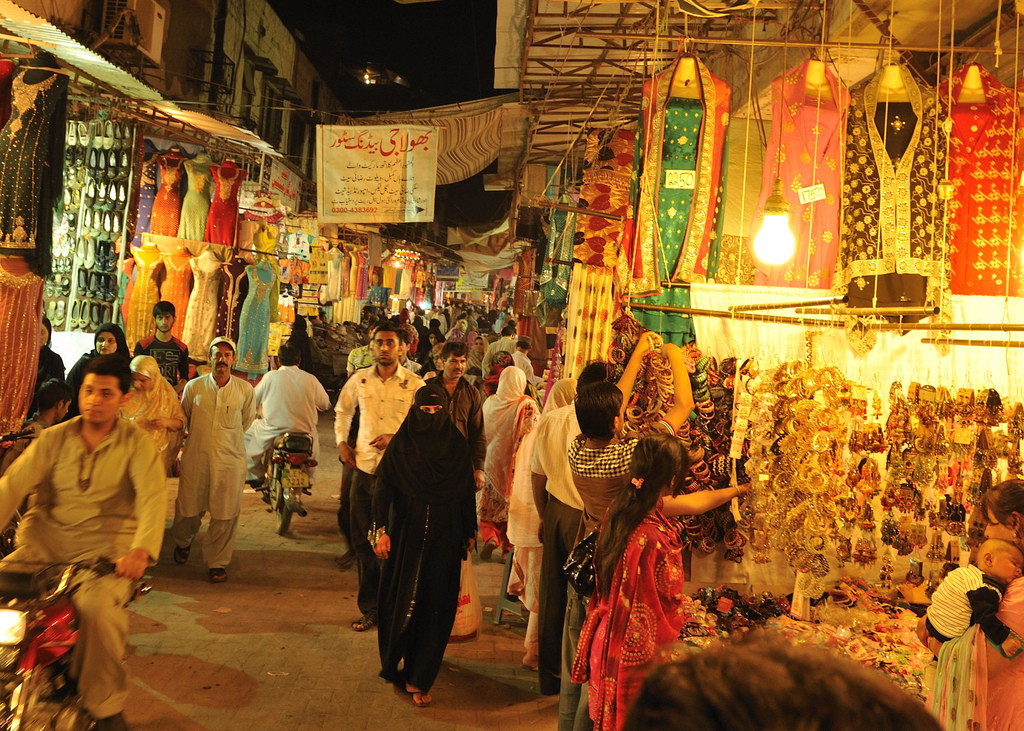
[316,125,438,223]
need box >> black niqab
[376,382,474,504]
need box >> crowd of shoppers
[5,295,1016,731]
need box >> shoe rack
[46,107,138,333]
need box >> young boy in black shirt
[134,301,189,395]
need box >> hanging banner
[316,125,437,223]
[454,270,490,292]
[262,157,302,213]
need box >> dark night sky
[268,0,500,113]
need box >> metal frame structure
[517,0,1013,166]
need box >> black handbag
[563,530,597,596]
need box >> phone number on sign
[331,207,377,214]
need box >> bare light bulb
[752,178,796,266]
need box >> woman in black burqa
[372,382,477,707]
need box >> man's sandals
[351,613,376,632]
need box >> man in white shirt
[482,322,518,374]
[172,337,256,584]
[335,322,424,631]
[513,336,543,390]
[244,341,331,487]
[530,362,607,710]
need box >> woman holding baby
[927,479,1024,730]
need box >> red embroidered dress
[946,64,1022,296]
[204,162,247,247]
[571,511,686,731]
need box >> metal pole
[730,296,847,312]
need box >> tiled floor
[124,414,557,730]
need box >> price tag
[664,169,696,189]
[797,183,826,204]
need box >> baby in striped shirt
[925,538,1024,657]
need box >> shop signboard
[262,157,301,213]
[435,265,460,281]
[316,125,438,223]
[454,270,489,292]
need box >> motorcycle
[261,433,315,535]
[0,559,149,730]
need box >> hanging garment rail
[628,302,1024,332]
[920,338,1024,349]
[794,306,941,316]
[730,296,848,312]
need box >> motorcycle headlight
[0,610,25,645]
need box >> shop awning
[0,0,278,159]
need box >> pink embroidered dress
[751,59,849,288]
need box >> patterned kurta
[629,55,731,294]
[834,65,948,310]
[752,60,849,288]
[563,265,616,380]
[946,64,1022,296]
[0,59,68,274]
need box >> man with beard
[171,337,255,583]
[428,342,486,491]
[335,322,423,632]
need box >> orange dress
[124,246,162,350]
[160,251,193,340]
[150,154,184,236]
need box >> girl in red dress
[573,433,746,731]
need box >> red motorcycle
[0,560,148,730]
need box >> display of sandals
[45,108,138,332]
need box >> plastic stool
[493,547,525,624]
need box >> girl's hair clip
[631,477,644,490]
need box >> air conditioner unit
[101,0,168,65]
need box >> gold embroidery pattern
[672,61,718,283]
[834,67,946,293]
[0,74,62,254]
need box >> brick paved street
[124,413,557,730]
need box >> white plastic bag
[450,557,482,642]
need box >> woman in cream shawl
[121,355,185,471]
[480,367,539,559]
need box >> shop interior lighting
[752,177,796,266]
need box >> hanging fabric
[627,55,730,346]
[629,54,731,294]
[834,65,948,314]
[751,59,849,288]
[563,265,616,380]
[539,199,574,308]
[945,63,1022,296]
[574,128,636,286]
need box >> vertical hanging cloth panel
[627,56,730,346]
[0,265,42,432]
[539,202,573,307]
[574,128,636,287]
[945,64,1022,296]
[751,60,849,289]
[563,265,616,381]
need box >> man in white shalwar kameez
[171,337,255,583]
[244,341,330,485]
